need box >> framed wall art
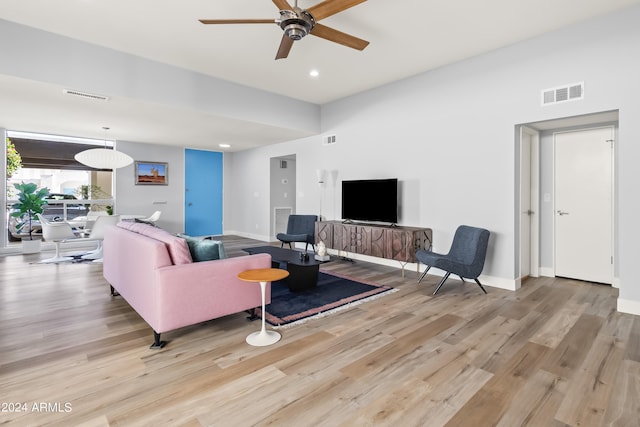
[135,161,168,185]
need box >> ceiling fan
[199,0,369,60]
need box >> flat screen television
[341,178,398,224]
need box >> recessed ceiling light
[219,143,231,148]
[309,69,319,78]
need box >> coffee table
[243,246,330,291]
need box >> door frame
[518,125,540,287]
[552,125,615,282]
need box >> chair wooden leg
[474,278,488,294]
[433,272,451,295]
[418,266,431,283]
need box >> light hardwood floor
[1,236,639,426]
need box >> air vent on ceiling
[323,134,337,145]
[63,89,110,101]
[541,82,584,106]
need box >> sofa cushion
[178,234,227,262]
[117,222,192,265]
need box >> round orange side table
[238,268,289,346]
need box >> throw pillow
[178,234,227,262]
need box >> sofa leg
[110,285,120,297]
[246,308,259,321]
[150,331,166,350]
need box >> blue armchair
[276,214,318,252]
[416,225,490,295]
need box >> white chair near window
[139,210,161,225]
[36,214,79,263]
[81,215,121,262]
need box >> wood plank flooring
[1,235,639,426]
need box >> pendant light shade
[74,127,133,169]
[74,148,134,169]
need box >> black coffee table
[243,246,330,291]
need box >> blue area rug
[259,271,396,328]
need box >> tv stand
[315,221,432,277]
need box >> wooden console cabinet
[315,221,432,274]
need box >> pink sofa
[103,222,272,348]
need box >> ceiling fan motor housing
[278,9,315,40]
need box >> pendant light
[74,127,134,169]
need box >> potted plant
[11,182,49,253]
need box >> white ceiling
[1,0,638,150]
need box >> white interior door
[554,127,613,284]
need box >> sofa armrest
[152,253,272,333]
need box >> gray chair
[416,225,490,295]
[276,214,318,252]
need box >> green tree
[6,137,22,179]
[11,182,49,240]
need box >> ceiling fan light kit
[200,0,369,60]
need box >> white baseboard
[612,277,620,289]
[539,267,554,277]
[617,298,640,316]
[224,230,272,243]
[326,249,518,291]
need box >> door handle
[557,210,569,215]
[188,202,193,207]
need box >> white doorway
[270,155,296,240]
[519,126,540,282]
[554,127,614,284]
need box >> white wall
[226,6,640,308]
[114,141,184,234]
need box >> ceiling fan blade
[307,0,367,21]
[310,23,369,50]
[272,0,294,10]
[199,19,275,24]
[275,34,295,59]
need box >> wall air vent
[323,134,336,145]
[541,82,584,106]
[63,89,110,101]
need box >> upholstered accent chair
[276,214,318,252]
[416,225,490,295]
